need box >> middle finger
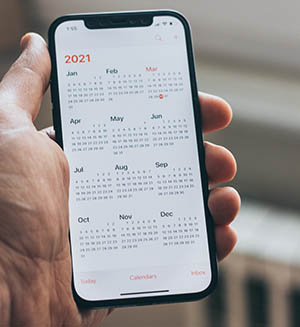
[205,141,237,185]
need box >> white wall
[36,0,300,71]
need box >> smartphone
[48,10,217,308]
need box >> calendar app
[54,15,213,301]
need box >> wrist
[0,246,51,327]
[0,244,81,327]
[0,268,10,326]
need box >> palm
[0,123,68,259]
[0,117,109,326]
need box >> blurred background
[1,1,299,326]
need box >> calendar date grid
[78,215,201,258]
[65,70,185,107]
[68,117,190,155]
[73,166,196,202]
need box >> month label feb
[106,68,118,74]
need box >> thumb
[0,33,51,122]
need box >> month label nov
[119,214,133,220]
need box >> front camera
[129,19,137,25]
[140,17,152,25]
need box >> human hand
[0,33,239,326]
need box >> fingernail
[20,33,31,50]
[47,129,55,138]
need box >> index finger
[198,92,232,133]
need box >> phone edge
[48,9,218,309]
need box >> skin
[0,33,240,327]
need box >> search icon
[155,34,163,41]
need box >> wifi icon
[162,22,168,26]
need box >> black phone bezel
[48,9,218,309]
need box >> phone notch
[84,14,153,29]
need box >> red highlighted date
[65,54,91,64]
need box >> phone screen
[53,14,214,303]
